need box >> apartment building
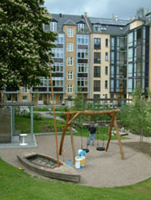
[1,8,151,105]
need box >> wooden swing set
[59,110,125,164]
[48,56,124,167]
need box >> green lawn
[15,114,66,133]
[15,114,118,140]
[0,157,151,200]
[33,108,49,112]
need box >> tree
[120,84,151,139]
[0,0,56,90]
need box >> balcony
[49,87,63,92]
[77,28,89,34]
[77,73,88,77]
[32,87,47,92]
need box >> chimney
[84,12,87,17]
[145,9,149,15]
[111,14,115,20]
[115,15,118,20]
[129,16,132,20]
[84,12,92,32]
[59,13,62,18]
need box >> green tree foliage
[120,84,151,136]
[0,0,56,90]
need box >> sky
[44,0,151,20]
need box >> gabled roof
[51,19,58,22]
[64,19,76,25]
[50,13,89,32]
[76,20,85,24]
[89,17,131,26]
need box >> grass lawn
[15,114,66,133]
[33,108,49,112]
[15,114,119,140]
[0,157,151,200]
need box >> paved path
[34,111,65,121]
[1,135,151,188]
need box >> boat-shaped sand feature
[17,153,80,183]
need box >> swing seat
[83,148,89,153]
[96,147,105,151]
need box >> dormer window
[43,24,50,31]
[78,23,84,32]
[50,20,58,32]
[94,23,101,32]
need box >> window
[50,22,57,32]
[128,32,133,47]
[52,63,63,72]
[67,57,73,66]
[78,63,88,73]
[78,23,84,32]
[93,94,100,99]
[56,34,64,44]
[105,80,108,89]
[7,94,11,102]
[110,80,114,92]
[68,28,73,37]
[94,24,101,32]
[111,37,115,50]
[67,43,73,52]
[94,38,101,49]
[105,38,108,47]
[60,94,63,102]
[77,49,88,59]
[78,77,88,88]
[94,52,101,63]
[128,79,133,92]
[67,84,73,93]
[22,87,27,93]
[22,96,27,102]
[52,48,64,58]
[128,48,133,62]
[39,77,47,86]
[105,66,108,75]
[77,35,89,45]
[105,52,108,61]
[111,52,115,64]
[94,66,100,77]
[67,71,73,80]
[94,80,100,91]
[43,24,50,31]
[53,80,63,87]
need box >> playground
[1,134,151,188]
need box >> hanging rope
[81,115,89,153]
[96,115,105,151]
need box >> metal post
[31,106,34,143]
[10,106,13,143]
[12,107,15,135]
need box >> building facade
[1,8,151,105]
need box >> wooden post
[70,123,76,165]
[59,114,70,155]
[67,111,80,125]
[114,114,125,160]
[48,55,60,167]
[106,114,114,151]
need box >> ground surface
[1,134,151,188]
[123,141,151,158]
